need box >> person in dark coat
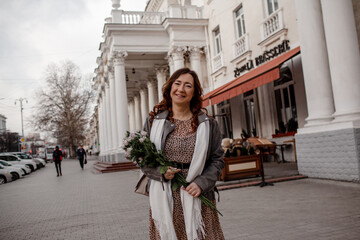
[53,146,63,177]
[76,145,87,170]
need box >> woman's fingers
[185,182,201,198]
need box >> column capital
[107,60,114,74]
[147,78,157,87]
[168,46,186,58]
[189,46,203,60]
[155,65,169,74]
[112,50,128,65]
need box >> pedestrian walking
[76,145,87,170]
[53,146,63,177]
[142,67,225,239]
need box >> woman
[142,67,225,240]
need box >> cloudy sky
[0,0,148,136]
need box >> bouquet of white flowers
[122,131,223,216]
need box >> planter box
[219,155,261,181]
[272,131,297,138]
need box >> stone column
[156,66,168,102]
[113,51,130,151]
[294,0,335,126]
[97,91,104,158]
[108,67,119,155]
[189,46,203,86]
[104,80,113,156]
[140,87,149,127]
[147,79,157,112]
[171,46,185,71]
[168,56,175,75]
[100,82,109,156]
[134,94,142,131]
[321,0,360,122]
[128,99,135,132]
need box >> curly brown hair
[149,67,206,132]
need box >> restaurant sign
[234,40,291,78]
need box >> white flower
[139,138,144,143]
[138,157,143,162]
[127,147,132,153]
[141,131,147,136]
[124,152,129,157]
[123,140,128,145]
[130,132,136,139]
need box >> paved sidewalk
[0,156,359,240]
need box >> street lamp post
[15,97,27,137]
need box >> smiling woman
[141,68,225,240]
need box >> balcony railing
[212,52,224,72]
[260,8,284,40]
[233,33,249,59]
[112,11,166,24]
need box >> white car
[0,166,13,184]
[0,154,37,172]
[0,163,24,180]
[11,152,46,168]
[0,160,31,175]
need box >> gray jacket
[142,110,224,200]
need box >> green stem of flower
[173,172,223,217]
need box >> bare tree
[32,61,94,157]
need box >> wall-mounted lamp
[132,68,136,74]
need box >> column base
[332,109,360,123]
[295,123,360,182]
[99,151,128,163]
[303,116,334,128]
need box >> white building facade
[0,114,6,133]
[87,0,360,181]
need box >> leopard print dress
[149,118,225,240]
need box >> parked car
[9,152,46,168]
[0,163,23,180]
[0,154,37,172]
[0,165,13,184]
[0,160,31,175]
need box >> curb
[217,175,308,191]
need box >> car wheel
[11,172,20,180]
[27,164,34,172]
[0,176,6,184]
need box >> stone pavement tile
[0,158,359,239]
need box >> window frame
[234,5,246,39]
[213,27,222,55]
[263,0,279,16]
[274,79,297,127]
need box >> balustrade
[212,52,224,72]
[233,34,249,59]
[261,8,284,40]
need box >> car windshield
[0,160,10,166]
[20,154,31,159]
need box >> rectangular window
[266,0,279,15]
[216,100,232,139]
[274,67,297,132]
[244,93,257,137]
[214,28,222,55]
[235,6,246,38]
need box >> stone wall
[296,127,360,181]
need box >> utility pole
[15,97,28,137]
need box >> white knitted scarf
[149,118,210,240]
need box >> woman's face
[170,73,195,107]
